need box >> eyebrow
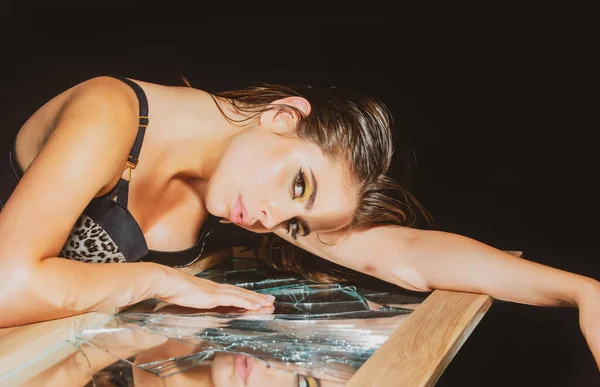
[305,167,318,211]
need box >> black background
[1,2,598,385]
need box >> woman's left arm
[276,225,600,367]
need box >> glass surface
[15,257,428,386]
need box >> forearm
[279,224,595,308]
[401,229,594,308]
[0,258,166,327]
[303,225,600,367]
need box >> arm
[274,225,600,366]
[0,77,271,328]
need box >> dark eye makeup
[293,168,307,199]
[287,168,309,240]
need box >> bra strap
[108,76,149,170]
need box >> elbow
[0,258,38,328]
[387,229,433,292]
[0,258,33,299]
[386,260,432,292]
[399,270,433,293]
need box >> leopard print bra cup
[0,75,223,268]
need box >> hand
[155,267,275,311]
[152,302,276,316]
[577,279,600,370]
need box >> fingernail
[265,295,276,301]
[254,303,262,309]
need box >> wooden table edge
[346,251,523,387]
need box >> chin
[204,196,225,219]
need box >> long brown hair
[186,77,433,283]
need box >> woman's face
[133,340,338,387]
[205,106,358,238]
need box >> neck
[154,94,253,182]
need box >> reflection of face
[132,342,322,387]
[205,121,358,238]
[211,352,305,387]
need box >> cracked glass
[12,257,428,386]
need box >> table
[0,250,522,386]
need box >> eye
[286,218,300,240]
[293,168,307,199]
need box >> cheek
[205,139,257,210]
[240,147,290,201]
[253,157,287,188]
[211,368,230,387]
[248,364,298,386]
[226,134,287,182]
[205,138,290,217]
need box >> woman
[0,75,598,368]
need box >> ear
[260,96,312,132]
[273,96,311,117]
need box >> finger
[196,279,270,300]
[241,304,276,316]
[219,288,275,308]
[214,293,263,310]
[218,284,276,306]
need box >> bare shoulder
[60,76,140,120]
[1,77,151,260]
[74,75,139,96]
[15,76,140,173]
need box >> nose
[259,202,296,230]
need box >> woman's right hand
[154,266,275,311]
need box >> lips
[230,194,251,226]
[234,354,255,383]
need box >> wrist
[137,262,173,301]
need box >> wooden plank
[346,290,493,387]
[346,251,522,387]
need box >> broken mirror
[15,256,428,386]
